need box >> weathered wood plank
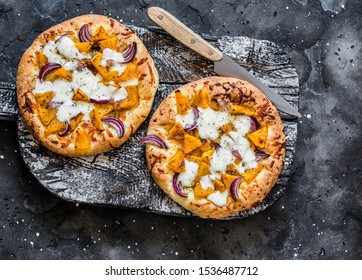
[3,25,299,219]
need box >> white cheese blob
[209,147,234,173]
[56,101,94,122]
[231,115,251,136]
[207,190,229,207]
[176,107,195,129]
[101,48,125,65]
[197,108,230,140]
[178,159,199,187]
[55,36,90,60]
[113,87,128,102]
[119,78,139,87]
[33,79,73,104]
[199,175,215,190]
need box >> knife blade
[147,7,301,118]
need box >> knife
[147,7,301,118]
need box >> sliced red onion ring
[102,116,125,137]
[232,150,243,160]
[54,34,68,43]
[39,62,62,82]
[184,106,201,131]
[140,135,168,149]
[255,150,270,161]
[79,23,92,42]
[122,42,137,63]
[173,173,188,198]
[46,101,62,109]
[214,143,222,150]
[77,62,85,71]
[250,117,259,132]
[58,122,70,137]
[230,177,242,201]
[90,98,110,104]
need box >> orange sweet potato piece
[54,68,73,81]
[75,128,91,150]
[92,26,108,42]
[45,118,66,136]
[194,183,214,199]
[221,122,234,134]
[167,150,185,173]
[185,155,203,165]
[168,122,185,141]
[201,150,214,164]
[248,127,268,149]
[91,53,108,79]
[213,178,226,192]
[35,91,53,108]
[175,91,191,115]
[221,173,240,191]
[226,164,241,176]
[114,86,139,110]
[69,113,84,131]
[184,133,202,154]
[98,38,117,51]
[38,108,57,126]
[242,164,263,184]
[229,104,256,116]
[94,103,114,117]
[73,88,90,102]
[196,162,210,181]
[193,86,209,109]
[116,62,139,82]
[74,42,93,52]
[89,109,104,131]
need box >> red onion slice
[255,150,270,161]
[77,62,85,71]
[90,98,110,104]
[214,143,222,150]
[122,42,137,63]
[173,173,188,198]
[140,135,168,149]
[184,106,201,131]
[54,34,68,43]
[102,116,125,137]
[250,117,259,132]
[39,62,62,82]
[79,24,92,42]
[232,150,243,160]
[46,101,62,109]
[230,177,242,201]
[58,122,70,137]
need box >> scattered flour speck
[306,114,312,119]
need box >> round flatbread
[144,77,285,219]
[17,14,158,157]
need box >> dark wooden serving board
[0,25,299,219]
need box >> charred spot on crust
[137,57,148,66]
[109,18,115,28]
[139,73,147,80]
[147,63,155,83]
[25,96,33,113]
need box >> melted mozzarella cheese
[100,48,125,66]
[207,190,229,207]
[56,36,90,60]
[176,108,195,129]
[113,87,128,102]
[56,101,94,122]
[209,147,234,173]
[197,108,230,140]
[199,175,215,190]
[178,159,199,187]
[119,78,139,87]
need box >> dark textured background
[0,0,361,259]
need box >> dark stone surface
[0,0,361,259]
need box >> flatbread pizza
[143,77,285,219]
[17,14,158,157]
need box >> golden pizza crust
[145,77,285,219]
[17,14,159,157]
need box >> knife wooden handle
[147,7,223,62]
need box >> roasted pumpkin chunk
[221,122,234,134]
[213,178,226,192]
[69,113,84,131]
[114,86,139,110]
[116,62,139,82]
[168,122,185,141]
[74,42,93,52]
[226,164,241,176]
[98,38,117,50]
[167,150,185,173]
[94,103,114,117]
[89,109,104,131]
[248,127,268,149]
[73,88,90,102]
[35,51,47,67]
[75,128,91,150]
[193,86,209,109]
[201,150,214,164]
[35,91,53,108]
[194,183,214,199]
[45,118,66,136]
[221,173,240,191]
[92,26,108,42]
[91,53,108,79]
[185,155,203,165]
[52,68,72,82]
[175,91,191,115]
[184,133,202,154]
[229,104,256,116]
[38,108,57,126]
[242,164,263,184]
[196,162,210,181]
